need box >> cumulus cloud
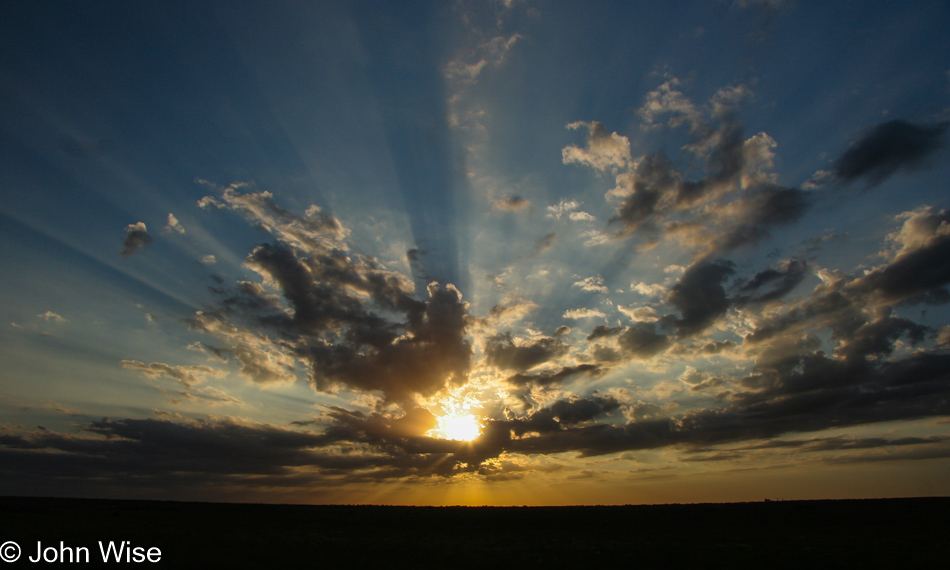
[632,282,669,297]
[565,79,810,256]
[163,213,185,235]
[121,222,152,257]
[37,311,67,323]
[547,199,581,220]
[618,305,657,322]
[562,121,632,172]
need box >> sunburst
[429,412,482,441]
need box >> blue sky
[2,0,950,505]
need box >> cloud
[617,323,671,359]
[532,233,556,256]
[618,305,657,322]
[121,222,152,257]
[485,332,567,372]
[492,195,531,212]
[37,311,66,323]
[734,258,809,305]
[444,33,522,83]
[487,299,538,324]
[547,199,581,220]
[631,282,668,297]
[668,258,735,337]
[562,121,632,172]
[563,308,608,320]
[163,213,185,235]
[833,120,947,187]
[572,276,608,294]
[120,360,226,388]
[191,187,477,402]
[505,364,601,388]
[199,255,217,265]
[199,183,348,253]
[87,180,950,487]
[564,80,810,256]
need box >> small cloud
[572,276,609,294]
[802,169,833,190]
[664,265,686,275]
[121,360,226,388]
[631,282,668,297]
[492,196,531,212]
[563,308,607,319]
[444,33,522,83]
[163,213,186,235]
[581,229,611,246]
[531,233,556,256]
[547,199,580,220]
[38,311,67,323]
[562,121,632,173]
[618,305,657,322]
[199,255,217,265]
[121,222,153,257]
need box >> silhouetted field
[1,496,947,568]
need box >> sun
[429,412,482,442]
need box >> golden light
[429,412,482,441]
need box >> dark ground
[1,496,947,568]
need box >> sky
[1,0,950,506]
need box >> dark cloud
[855,230,950,303]
[701,340,738,355]
[735,258,809,305]
[506,364,600,387]
[586,324,623,341]
[617,323,671,359]
[190,188,474,402]
[301,282,472,401]
[733,434,950,453]
[120,222,152,257]
[485,332,568,372]
[532,232,557,256]
[492,195,530,212]
[833,120,947,187]
[711,185,810,253]
[611,153,671,232]
[596,85,811,257]
[669,259,735,336]
[406,248,436,282]
[509,396,621,436]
